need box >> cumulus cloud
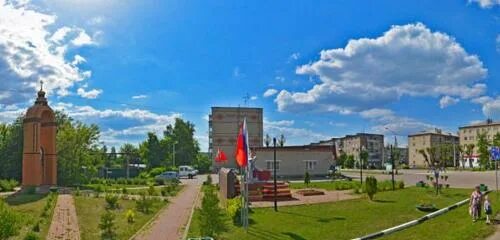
[469,0,500,8]
[275,23,487,113]
[71,31,95,46]
[288,52,300,62]
[360,108,437,136]
[132,94,148,99]
[439,96,459,108]
[77,88,102,99]
[263,89,278,98]
[481,97,500,119]
[0,0,97,104]
[52,103,182,146]
[264,118,328,145]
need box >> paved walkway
[251,189,359,208]
[47,194,81,240]
[134,177,204,240]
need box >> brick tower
[22,82,57,186]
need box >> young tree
[365,176,378,200]
[304,171,311,188]
[494,133,500,147]
[139,132,163,169]
[477,132,490,170]
[345,155,355,169]
[99,210,117,240]
[337,152,347,168]
[198,186,226,237]
[264,134,271,147]
[465,144,475,168]
[359,150,369,169]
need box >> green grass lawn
[2,193,56,239]
[74,196,167,240]
[289,179,404,192]
[188,187,471,240]
[382,192,500,240]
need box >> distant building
[339,133,384,169]
[408,128,459,168]
[209,107,263,169]
[459,119,500,168]
[253,145,334,178]
[382,146,409,167]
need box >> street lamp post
[359,145,365,186]
[385,127,398,191]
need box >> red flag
[215,148,227,162]
[235,118,249,167]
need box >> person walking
[470,186,483,222]
[484,195,493,224]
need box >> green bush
[198,186,226,237]
[0,179,18,192]
[0,200,20,239]
[23,231,41,240]
[122,188,128,194]
[304,171,311,188]
[99,210,117,240]
[125,209,135,224]
[397,181,405,189]
[147,185,156,196]
[226,197,242,225]
[105,195,120,209]
[365,176,377,200]
[136,194,153,214]
[204,175,213,185]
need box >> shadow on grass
[5,193,47,206]
[282,232,307,240]
[279,210,346,223]
[373,199,396,203]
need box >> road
[341,169,500,190]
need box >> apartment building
[382,146,409,167]
[458,119,500,167]
[209,107,263,169]
[408,129,459,168]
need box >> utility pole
[273,137,278,212]
[360,145,364,186]
[391,145,395,191]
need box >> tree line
[0,111,209,186]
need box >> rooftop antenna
[243,93,250,107]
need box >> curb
[352,191,491,240]
[182,184,203,240]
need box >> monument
[22,82,57,187]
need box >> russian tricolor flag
[235,117,249,168]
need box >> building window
[304,160,317,170]
[266,161,280,171]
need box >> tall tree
[493,133,500,147]
[477,132,490,170]
[168,118,200,166]
[278,134,286,147]
[0,117,23,180]
[464,144,475,168]
[119,143,139,178]
[139,132,163,169]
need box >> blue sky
[0,0,499,150]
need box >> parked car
[178,165,198,179]
[155,171,179,184]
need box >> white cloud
[275,23,487,113]
[71,31,95,46]
[275,76,285,82]
[0,1,97,104]
[0,104,23,123]
[469,0,500,8]
[88,16,104,25]
[132,95,148,99]
[71,55,86,65]
[264,118,295,127]
[250,95,258,101]
[77,88,102,99]
[52,103,182,146]
[481,97,500,119]
[263,89,278,98]
[439,96,459,108]
[233,67,241,78]
[264,119,327,145]
[360,108,437,136]
[288,52,300,62]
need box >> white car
[178,165,198,179]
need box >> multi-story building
[382,146,409,167]
[339,133,384,169]
[408,128,459,168]
[459,119,500,168]
[209,107,263,169]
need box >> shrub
[226,197,242,225]
[198,186,226,237]
[99,210,117,240]
[0,179,18,192]
[32,220,40,232]
[74,187,81,196]
[204,175,213,185]
[125,209,135,224]
[105,195,119,209]
[397,181,405,189]
[365,176,377,200]
[23,231,41,240]
[136,194,153,214]
[122,188,128,194]
[304,171,311,188]
[0,201,20,239]
[148,167,166,179]
[95,185,104,198]
[147,185,156,196]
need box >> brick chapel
[22,83,57,186]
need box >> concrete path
[251,189,359,208]
[47,194,81,240]
[133,176,205,240]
